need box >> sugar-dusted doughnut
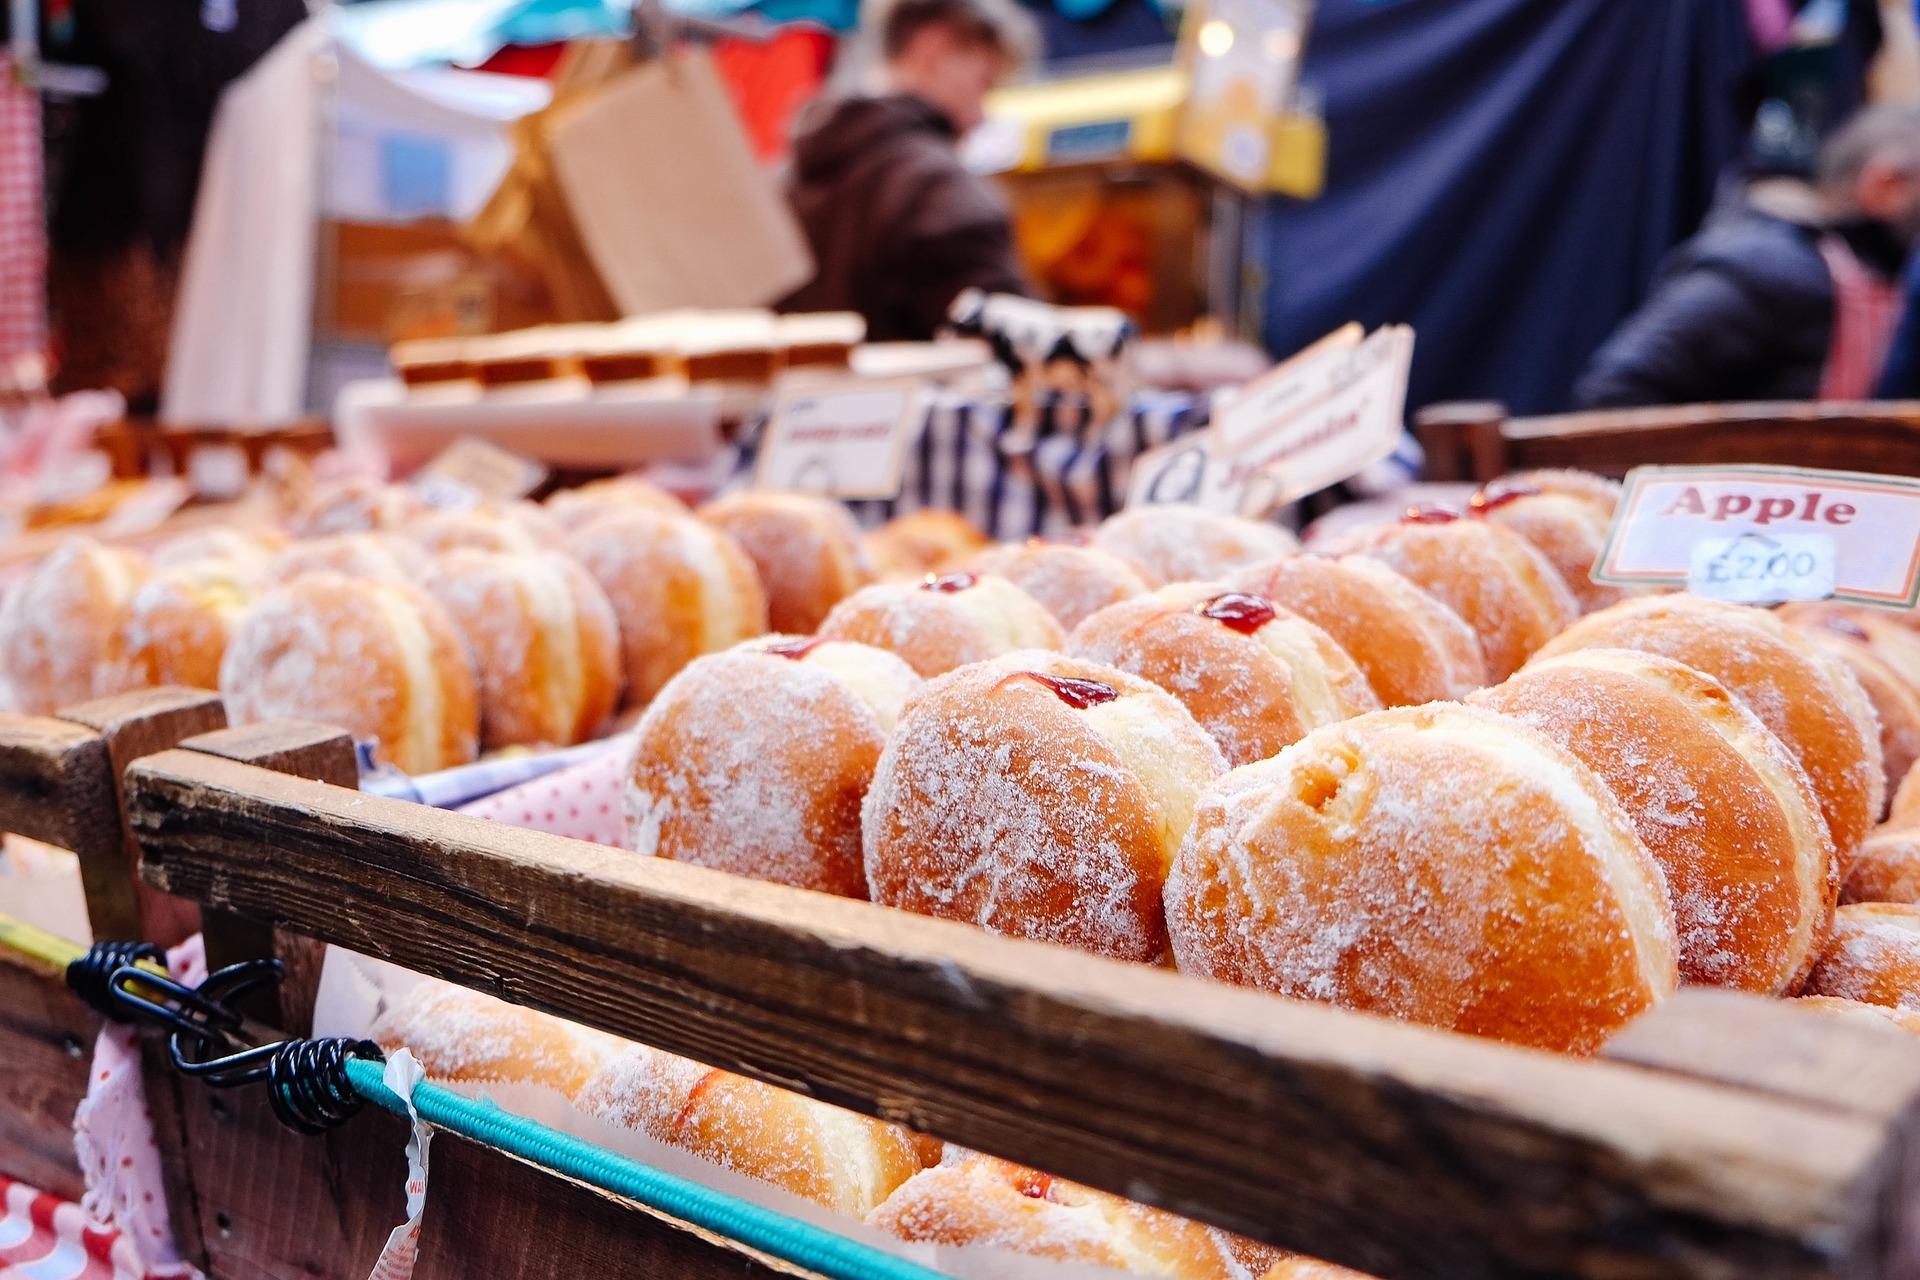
[1166,703,1676,1053]
[1801,902,1920,1010]
[1329,509,1578,681]
[543,474,687,532]
[568,510,768,709]
[573,1041,714,1142]
[1472,649,1835,992]
[371,979,623,1098]
[114,557,264,693]
[1069,586,1379,767]
[1795,631,1920,805]
[1842,828,1920,904]
[818,572,1065,677]
[1226,554,1486,706]
[698,491,874,633]
[220,572,478,774]
[865,651,1227,962]
[965,539,1151,631]
[862,508,991,580]
[1536,596,1883,858]
[268,532,426,584]
[1468,472,1625,613]
[625,638,920,896]
[1892,762,1920,830]
[868,1154,1286,1279]
[420,549,622,748]
[150,526,285,575]
[290,478,428,537]
[0,536,148,713]
[1091,506,1299,586]
[403,501,566,557]
[1793,994,1920,1033]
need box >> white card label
[1210,322,1362,454]
[1595,464,1920,607]
[756,377,924,499]
[1687,532,1836,604]
[188,443,250,500]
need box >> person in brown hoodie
[778,0,1038,340]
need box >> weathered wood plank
[0,713,122,925]
[128,749,1917,1280]
[0,950,95,1199]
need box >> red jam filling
[1824,616,1871,642]
[1022,672,1119,708]
[1403,503,1466,524]
[1468,480,1541,514]
[1014,1170,1055,1199]
[922,571,978,593]
[1197,592,1277,634]
[762,636,827,660]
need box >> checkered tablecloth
[0,56,47,369]
[1,1177,145,1280]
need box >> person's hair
[878,0,1039,69]
[1817,104,1920,193]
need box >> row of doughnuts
[372,977,1368,1279]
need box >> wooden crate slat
[0,949,96,1200]
[0,711,121,871]
[126,748,1919,1280]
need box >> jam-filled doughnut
[372,978,622,1098]
[0,536,148,713]
[1226,554,1487,706]
[818,572,1066,677]
[220,572,478,774]
[1801,902,1920,1010]
[698,491,874,633]
[1091,506,1299,586]
[1537,596,1883,858]
[864,651,1228,963]
[420,549,622,748]
[966,539,1151,631]
[861,508,991,580]
[625,638,920,896]
[1165,702,1677,1053]
[1468,472,1625,613]
[1069,586,1379,767]
[1329,508,1578,681]
[568,510,768,708]
[114,556,264,693]
[268,532,426,584]
[1472,649,1835,992]
[543,475,687,532]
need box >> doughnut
[1793,994,1920,1034]
[114,557,264,693]
[1068,586,1380,767]
[544,475,688,532]
[1800,902,1920,1010]
[1164,703,1677,1053]
[220,572,479,774]
[268,533,426,584]
[867,1154,1286,1279]
[862,509,991,580]
[1893,762,1920,830]
[1471,649,1835,992]
[698,491,875,633]
[420,549,622,748]
[863,650,1227,962]
[289,478,427,537]
[625,638,921,896]
[1536,596,1883,858]
[403,502,566,556]
[1265,1261,1377,1280]
[1843,828,1920,904]
[1791,630,1920,805]
[573,1040,715,1142]
[150,526,285,575]
[1091,507,1299,587]
[1226,554,1486,706]
[965,540,1151,631]
[567,511,768,708]
[817,572,1066,677]
[1468,472,1626,613]
[371,979,623,1098]
[0,537,148,714]
[1328,509,1578,681]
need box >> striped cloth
[0,56,46,370]
[1816,233,1901,401]
[0,1177,143,1280]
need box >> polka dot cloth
[458,747,629,846]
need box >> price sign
[413,437,548,506]
[188,444,250,500]
[1209,322,1362,454]
[755,376,924,498]
[1595,464,1920,608]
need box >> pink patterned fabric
[0,56,46,368]
[458,747,629,846]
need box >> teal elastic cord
[343,1057,948,1280]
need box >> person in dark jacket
[1575,105,1920,408]
[778,0,1038,341]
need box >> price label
[1595,465,1920,607]
[188,444,250,500]
[414,437,547,504]
[755,376,924,498]
[1210,322,1363,454]
[1687,532,1836,604]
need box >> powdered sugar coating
[371,979,623,1098]
[1845,829,1920,904]
[150,527,283,575]
[403,502,565,556]
[1799,633,1920,804]
[1165,703,1677,1053]
[699,491,874,634]
[1476,490,1626,613]
[574,1042,714,1142]
[818,574,1066,677]
[1802,902,1920,1009]
[1538,595,1884,857]
[1092,507,1299,587]
[544,475,688,532]
[0,537,148,713]
[862,509,990,580]
[290,479,426,537]
[968,541,1151,631]
[268,533,426,584]
[114,557,261,692]
[863,651,1227,963]
[1793,994,1920,1033]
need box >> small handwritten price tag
[756,376,924,498]
[188,444,250,500]
[1596,464,1920,607]
[1209,322,1363,454]
[1687,532,1836,604]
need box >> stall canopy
[1258,0,1753,416]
